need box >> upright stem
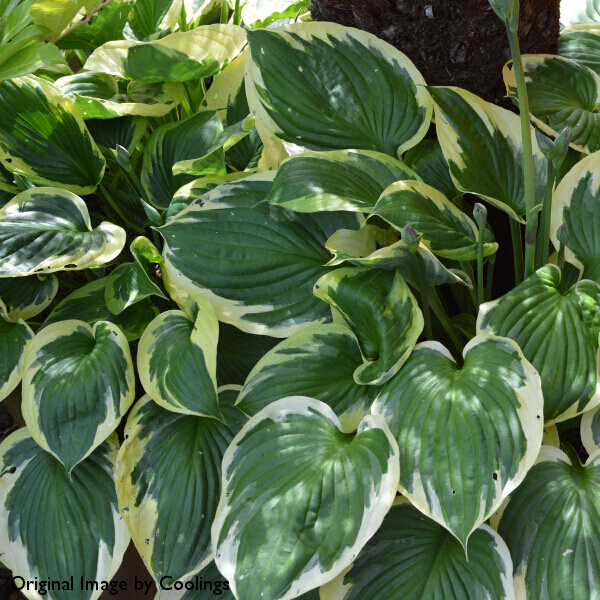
[507,27,538,279]
[477,227,485,307]
[416,275,433,340]
[429,289,465,362]
[542,163,555,267]
[485,253,496,302]
[510,219,524,284]
[460,261,479,310]
[221,0,229,23]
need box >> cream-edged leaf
[582,404,600,454]
[0,274,58,322]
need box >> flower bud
[401,224,422,252]
[557,222,569,247]
[488,0,519,29]
[473,203,488,229]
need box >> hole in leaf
[492,473,498,481]
[4,158,11,163]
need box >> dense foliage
[2,0,600,599]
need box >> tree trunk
[310,0,560,104]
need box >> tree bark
[310,0,560,104]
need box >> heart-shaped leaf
[267,150,419,213]
[429,86,548,222]
[321,499,515,600]
[0,274,58,322]
[498,445,600,600]
[559,24,600,76]
[22,320,135,472]
[478,265,600,424]
[372,334,544,548]
[137,295,221,418]
[160,172,360,336]
[0,75,105,194]
[237,323,380,432]
[0,430,130,600]
[314,268,423,385]
[370,180,498,261]
[245,22,432,158]
[0,188,126,277]
[504,55,600,154]
[126,0,183,40]
[117,389,247,583]
[212,397,400,600]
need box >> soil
[310,0,560,104]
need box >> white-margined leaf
[211,397,400,600]
[117,388,247,583]
[372,335,544,549]
[0,188,126,276]
[0,75,105,194]
[478,265,600,424]
[559,24,600,76]
[239,0,304,28]
[314,268,423,385]
[22,319,135,472]
[0,274,58,322]
[245,22,432,158]
[236,324,380,432]
[0,429,130,600]
[160,172,360,336]
[137,295,221,418]
[126,0,183,41]
[582,404,600,454]
[429,86,548,222]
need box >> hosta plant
[2,0,600,599]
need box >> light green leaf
[429,85,548,222]
[370,180,498,261]
[0,429,130,600]
[314,268,423,385]
[137,295,221,418]
[127,0,183,41]
[245,22,432,158]
[0,75,106,194]
[266,150,419,213]
[44,277,158,341]
[86,24,247,82]
[240,0,304,27]
[142,110,225,210]
[30,0,89,39]
[22,319,135,471]
[559,25,600,76]
[117,390,247,583]
[0,40,66,80]
[478,264,600,424]
[550,151,600,281]
[498,445,600,600]
[372,335,544,549]
[212,397,400,600]
[321,499,515,600]
[237,324,381,432]
[106,236,167,315]
[86,115,147,154]
[0,299,33,401]
[0,273,58,322]
[0,188,125,277]
[504,54,600,154]
[325,225,472,289]
[403,137,464,204]
[160,172,361,336]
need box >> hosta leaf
[321,499,515,600]
[211,397,400,600]
[267,150,419,213]
[498,445,600,600]
[106,236,167,315]
[429,86,548,222]
[478,265,600,424]
[202,48,246,118]
[326,225,472,289]
[86,116,147,155]
[0,188,126,277]
[237,324,381,432]
[504,55,600,154]
[22,320,135,471]
[86,24,247,83]
[0,300,33,401]
[183,0,222,27]
[137,295,220,418]
[216,322,278,386]
[403,137,464,203]
[126,0,183,41]
[30,0,89,39]
[372,335,544,548]
[240,0,304,27]
[0,75,105,194]
[551,151,600,282]
[559,26,600,77]
[543,424,561,448]
[0,41,66,80]
[117,390,247,583]
[160,172,360,336]
[44,278,158,341]
[0,274,58,322]
[0,430,130,600]
[156,561,235,600]
[370,180,498,261]
[581,404,600,454]
[245,23,432,158]
[314,268,423,385]
[100,181,149,233]
[56,72,184,119]
[142,111,225,210]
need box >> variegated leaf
[559,24,600,76]
[22,320,135,472]
[0,274,58,322]
[126,0,183,41]
[86,116,148,155]
[582,404,600,454]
